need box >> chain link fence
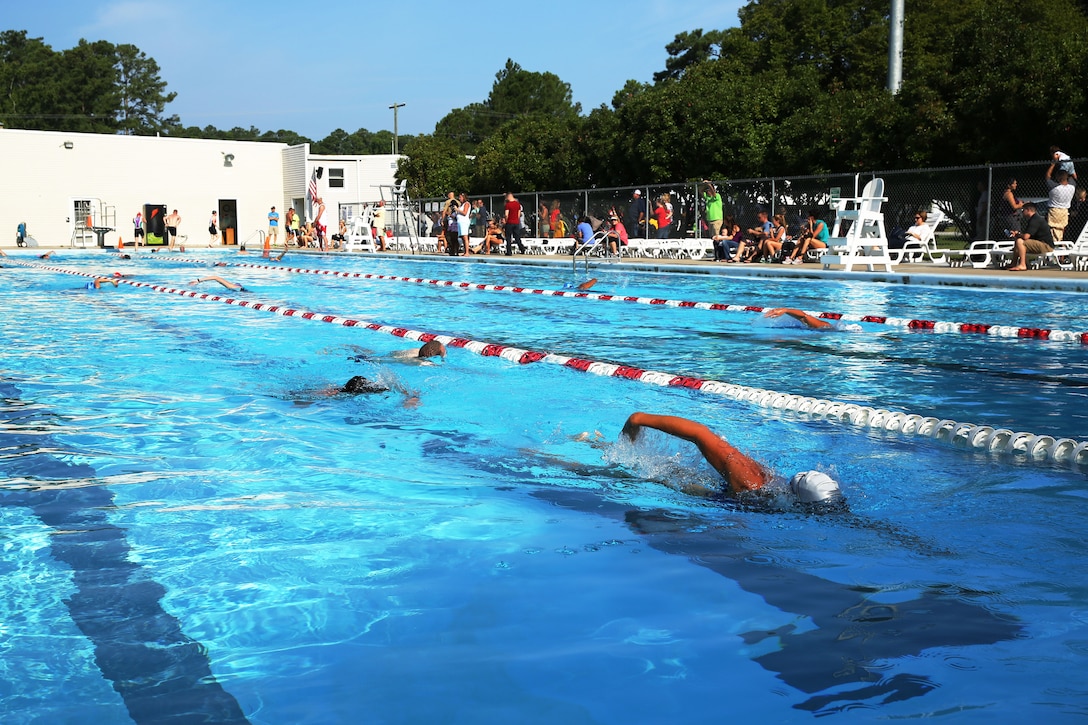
[417,158,1086,246]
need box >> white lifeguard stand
[374,180,419,252]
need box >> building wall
[0,129,402,248]
[0,129,286,248]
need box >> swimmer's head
[341,376,388,395]
[789,470,843,504]
[418,340,446,359]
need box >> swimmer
[0,248,7,257]
[563,278,597,291]
[213,262,228,267]
[272,247,288,262]
[389,340,447,365]
[620,412,843,505]
[38,251,55,259]
[305,374,420,408]
[85,277,120,290]
[118,254,132,260]
[189,275,248,292]
[763,307,861,332]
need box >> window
[329,168,345,188]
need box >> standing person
[999,178,1025,236]
[289,208,301,245]
[702,180,723,237]
[626,189,647,239]
[314,197,328,252]
[284,208,296,246]
[165,209,181,251]
[1045,163,1076,242]
[457,193,472,256]
[373,200,387,251]
[653,199,672,239]
[549,200,562,238]
[132,211,144,246]
[208,211,219,245]
[537,201,550,238]
[267,206,280,245]
[503,192,526,255]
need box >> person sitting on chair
[785,210,829,264]
[1005,202,1053,271]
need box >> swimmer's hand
[620,415,643,442]
[763,308,788,319]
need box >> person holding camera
[702,180,723,236]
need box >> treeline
[4,0,1088,194]
[0,29,392,154]
[400,0,1088,197]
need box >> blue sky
[5,0,744,141]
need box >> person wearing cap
[605,214,628,255]
[268,206,280,244]
[620,412,843,504]
[389,340,447,365]
[627,189,647,239]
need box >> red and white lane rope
[147,255,1088,344]
[13,259,1088,466]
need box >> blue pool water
[2,251,1087,723]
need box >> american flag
[307,168,319,209]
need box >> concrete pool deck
[18,243,1088,293]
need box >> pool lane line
[12,259,1088,468]
[172,256,1086,345]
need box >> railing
[418,158,1087,247]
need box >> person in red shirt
[503,192,526,255]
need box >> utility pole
[887,0,904,94]
[389,102,405,154]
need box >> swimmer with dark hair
[337,375,420,408]
[189,275,248,292]
[389,340,447,365]
[272,247,288,262]
[38,251,55,259]
[620,412,843,505]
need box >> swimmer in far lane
[620,412,843,506]
[189,275,249,292]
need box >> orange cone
[262,234,271,258]
[118,236,124,250]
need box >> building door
[218,199,238,246]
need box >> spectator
[745,210,772,249]
[1046,163,1076,242]
[1005,202,1053,271]
[752,213,788,263]
[1051,145,1077,182]
[457,193,472,256]
[373,200,386,251]
[267,206,280,245]
[537,201,550,237]
[906,210,929,243]
[479,219,504,254]
[605,214,628,255]
[653,199,672,239]
[786,210,829,264]
[503,192,526,255]
[999,178,1025,236]
[549,200,563,238]
[702,180,723,236]
[575,216,595,249]
[712,215,744,261]
[626,189,647,239]
[208,211,219,245]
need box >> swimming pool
[2,251,1087,723]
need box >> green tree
[115,43,178,134]
[55,39,120,133]
[395,134,473,198]
[472,116,587,192]
[0,31,58,130]
[654,29,726,83]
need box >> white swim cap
[789,471,842,503]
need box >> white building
[0,128,401,248]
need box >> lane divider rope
[137,254,1088,345]
[13,259,1088,467]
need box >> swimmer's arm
[621,413,768,493]
[763,308,831,329]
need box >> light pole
[389,102,405,154]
